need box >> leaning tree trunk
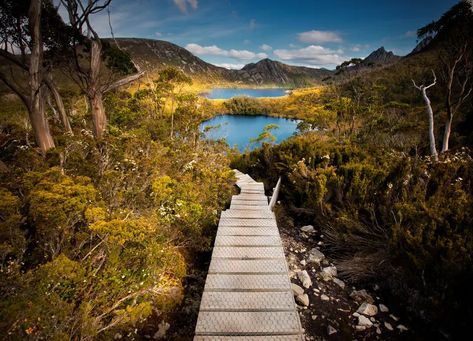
[28,0,55,152]
[89,39,107,139]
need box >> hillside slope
[111,38,333,86]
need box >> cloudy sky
[78,0,458,70]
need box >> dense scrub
[0,86,234,339]
[233,130,473,337]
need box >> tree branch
[102,71,145,93]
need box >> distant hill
[109,38,333,86]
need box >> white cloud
[273,45,346,67]
[298,30,342,43]
[351,44,370,52]
[173,0,198,13]
[186,43,267,60]
[260,44,272,51]
[215,63,245,70]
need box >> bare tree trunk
[441,115,453,153]
[28,0,55,152]
[413,71,438,162]
[89,39,107,139]
[90,91,107,139]
[45,76,73,134]
[422,88,439,161]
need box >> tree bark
[28,0,55,152]
[45,76,73,134]
[441,115,453,152]
[421,87,439,161]
[413,71,438,162]
[89,38,107,139]
[90,91,107,139]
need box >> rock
[397,324,408,332]
[353,312,360,317]
[376,327,382,334]
[291,283,304,296]
[300,259,307,266]
[322,266,337,277]
[358,315,373,327]
[301,225,315,233]
[333,277,345,289]
[327,325,337,335]
[320,271,333,281]
[350,289,374,304]
[296,294,309,306]
[379,304,389,313]
[307,248,325,264]
[384,322,393,331]
[311,315,318,320]
[297,270,312,288]
[357,302,378,316]
[373,284,380,291]
[320,294,330,301]
[153,321,170,340]
[389,314,399,321]
[355,325,366,331]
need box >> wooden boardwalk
[194,170,304,340]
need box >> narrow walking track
[194,170,304,340]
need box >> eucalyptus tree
[59,0,144,139]
[0,0,56,151]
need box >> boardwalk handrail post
[269,177,282,211]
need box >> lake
[200,115,300,152]
[205,88,288,99]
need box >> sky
[77,0,459,70]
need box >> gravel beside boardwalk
[194,170,304,340]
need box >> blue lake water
[200,115,300,152]
[205,88,288,99]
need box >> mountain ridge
[110,38,333,86]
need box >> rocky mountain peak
[364,47,400,65]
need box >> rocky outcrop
[363,47,401,65]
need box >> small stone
[296,294,310,307]
[370,317,376,322]
[373,284,380,291]
[320,294,330,301]
[311,315,318,320]
[389,314,399,321]
[297,270,312,288]
[379,304,389,313]
[353,312,360,317]
[307,248,325,264]
[376,327,382,334]
[300,259,307,266]
[323,266,337,277]
[289,248,294,252]
[384,322,393,331]
[333,277,345,289]
[355,325,366,331]
[313,288,320,293]
[327,325,337,335]
[350,289,375,304]
[357,302,378,316]
[397,324,408,332]
[358,315,373,327]
[153,321,170,340]
[291,283,305,296]
[301,225,315,233]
